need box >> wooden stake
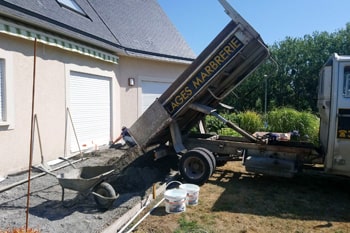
[26,38,37,231]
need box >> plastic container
[164,188,187,213]
[179,183,200,206]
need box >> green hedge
[204,108,319,145]
[267,108,319,144]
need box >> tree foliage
[224,23,350,113]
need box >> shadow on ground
[209,164,350,222]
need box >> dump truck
[128,0,350,184]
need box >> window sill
[0,122,11,130]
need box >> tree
[224,23,350,113]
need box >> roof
[0,0,196,62]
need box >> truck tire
[192,147,216,175]
[93,182,117,210]
[179,149,213,185]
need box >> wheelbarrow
[35,162,119,210]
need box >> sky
[158,0,350,55]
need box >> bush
[237,110,264,134]
[205,111,263,135]
[204,108,319,144]
[267,107,319,144]
[219,127,241,136]
[205,115,226,133]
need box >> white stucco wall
[117,56,188,127]
[0,34,190,176]
[0,34,117,176]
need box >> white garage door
[69,71,111,152]
[141,80,171,113]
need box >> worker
[110,126,136,148]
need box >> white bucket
[179,183,200,206]
[164,188,187,213]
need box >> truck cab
[318,53,350,177]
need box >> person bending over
[110,126,136,148]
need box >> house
[0,0,196,176]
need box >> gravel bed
[0,147,179,233]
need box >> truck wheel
[179,149,213,185]
[192,147,216,175]
[93,182,117,210]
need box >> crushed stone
[0,147,179,233]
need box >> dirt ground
[1,148,350,233]
[130,162,350,233]
[0,147,179,233]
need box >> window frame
[56,0,87,16]
[343,66,350,98]
[0,59,4,122]
[0,51,14,130]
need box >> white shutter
[141,81,171,113]
[69,71,111,152]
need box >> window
[57,0,86,15]
[319,69,325,96]
[343,66,350,97]
[0,59,4,121]
[0,52,14,129]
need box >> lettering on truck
[164,34,244,116]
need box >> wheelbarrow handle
[59,157,77,168]
[32,165,57,177]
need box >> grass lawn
[130,161,350,233]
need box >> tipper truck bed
[129,0,269,149]
[128,0,322,184]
